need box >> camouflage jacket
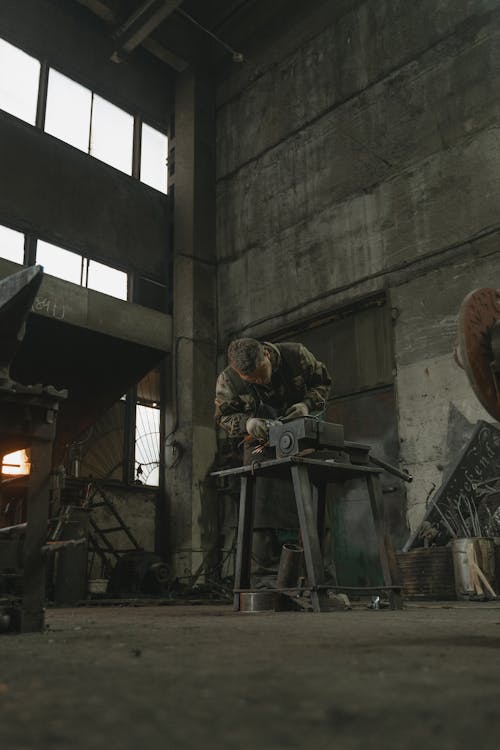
[215,341,332,437]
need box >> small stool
[213,455,403,612]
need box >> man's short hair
[227,338,264,375]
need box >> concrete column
[167,67,218,578]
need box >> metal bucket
[493,538,500,583]
[451,538,496,599]
[88,578,109,595]
[239,591,278,612]
[276,543,304,588]
[396,547,455,600]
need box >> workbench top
[211,454,382,481]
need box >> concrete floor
[1,602,499,750]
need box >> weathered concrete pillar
[166,67,218,578]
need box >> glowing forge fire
[1,450,31,476]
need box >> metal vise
[268,417,345,458]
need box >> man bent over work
[215,338,332,444]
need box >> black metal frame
[213,455,402,613]
[1,390,61,631]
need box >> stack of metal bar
[434,493,482,539]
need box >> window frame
[0,36,169,193]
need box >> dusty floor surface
[1,602,500,750]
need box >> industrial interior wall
[216,0,500,536]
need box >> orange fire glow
[1,450,31,476]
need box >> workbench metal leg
[233,476,255,611]
[291,466,325,613]
[366,474,392,588]
[312,483,327,552]
[20,438,53,633]
[313,482,337,586]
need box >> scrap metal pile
[404,424,500,552]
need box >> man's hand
[245,417,271,441]
[283,402,309,421]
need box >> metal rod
[176,7,245,61]
[234,585,402,593]
[41,538,86,555]
[0,522,27,536]
[434,503,457,538]
[369,454,413,482]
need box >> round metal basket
[396,547,455,600]
[239,591,278,612]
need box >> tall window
[0,224,24,264]
[45,70,92,152]
[135,404,160,486]
[72,369,162,487]
[0,38,40,125]
[0,38,168,193]
[141,123,168,194]
[36,239,127,300]
[134,368,161,486]
[45,70,133,175]
[90,95,133,174]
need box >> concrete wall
[216,0,500,534]
[0,111,169,281]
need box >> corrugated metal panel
[267,298,408,585]
[272,297,393,397]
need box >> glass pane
[87,259,128,300]
[141,123,168,193]
[45,69,92,152]
[0,224,24,263]
[137,368,160,406]
[90,95,133,174]
[0,38,40,125]
[135,404,160,486]
[78,401,125,482]
[36,240,82,284]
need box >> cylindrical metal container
[396,547,455,600]
[493,538,500,584]
[451,537,496,599]
[276,543,304,588]
[239,591,278,612]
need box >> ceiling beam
[142,37,188,72]
[76,0,188,71]
[111,0,184,61]
[76,0,115,24]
